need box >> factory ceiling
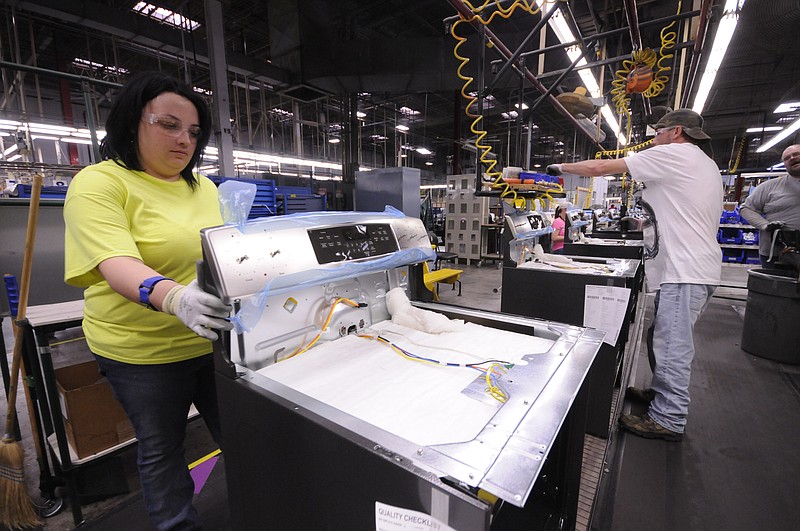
[1,0,799,179]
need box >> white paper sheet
[583,285,631,346]
[258,321,554,446]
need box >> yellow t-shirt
[64,160,223,364]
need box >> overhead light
[7,154,22,162]
[604,175,616,181]
[745,126,782,133]
[0,119,22,129]
[420,184,447,189]
[328,138,341,144]
[132,2,201,30]
[692,0,746,114]
[416,147,432,155]
[425,161,434,166]
[514,103,529,110]
[774,101,800,114]
[60,137,95,145]
[756,115,800,153]
[356,111,366,118]
[399,106,420,116]
[3,144,19,156]
[533,163,541,168]
[396,124,409,132]
[31,135,62,141]
[400,154,408,158]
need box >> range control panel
[308,223,399,264]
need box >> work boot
[618,414,682,442]
[625,386,655,404]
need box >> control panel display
[308,223,399,264]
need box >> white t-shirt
[624,142,723,289]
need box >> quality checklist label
[376,501,456,531]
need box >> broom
[1,174,44,529]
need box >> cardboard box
[55,360,134,459]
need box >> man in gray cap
[739,143,800,266]
[547,109,723,442]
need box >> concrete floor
[0,260,755,529]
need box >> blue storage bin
[741,229,759,245]
[720,211,741,224]
[15,184,69,199]
[744,249,761,264]
[718,227,743,244]
[722,248,744,263]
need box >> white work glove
[546,164,563,176]
[162,280,233,341]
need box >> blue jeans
[647,283,715,433]
[94,354,221,531]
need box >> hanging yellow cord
[728,135,746,174]
[451,1,566,208]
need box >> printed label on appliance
[375,501,456,531]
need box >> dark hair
[555,205,572,227]
[100,72,212,188]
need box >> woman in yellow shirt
[64,72,232,530]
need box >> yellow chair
[422,261,463,301]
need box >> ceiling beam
[7,0,291,87]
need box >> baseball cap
[653,109,711,141]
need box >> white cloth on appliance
[385,287,464,333]
[258,321,553,447]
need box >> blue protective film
[231,245,435,333]
[218,180,257,231]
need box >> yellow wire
[282,297,359,361]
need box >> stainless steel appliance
[199,209,603,530]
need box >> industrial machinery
[199,209,604,530]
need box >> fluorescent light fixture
[0,119,22,129]
[396,124,410,132]
[425,161,433,166]
[535,1,625,145]
[3,144,19,156]
[328,138,341,144]
[774,102,800,113]
[132,2,200,30]
[60,137,94,145]
[420,184,448,189]
[768,162,785,171]
[27,123,76,134]
[7,154,22,161]
[533,163,541,168]
[356,111,366,118]
[756,115,800,153]
[416,147,432,155]
[399,106,420,116]
[604,175,616,181]
[746,126,782,133]
[691,0,746,114]
[31,135,62,141]
[72,57,129,75]
[400,154,408,158]
[514,103,529,110]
